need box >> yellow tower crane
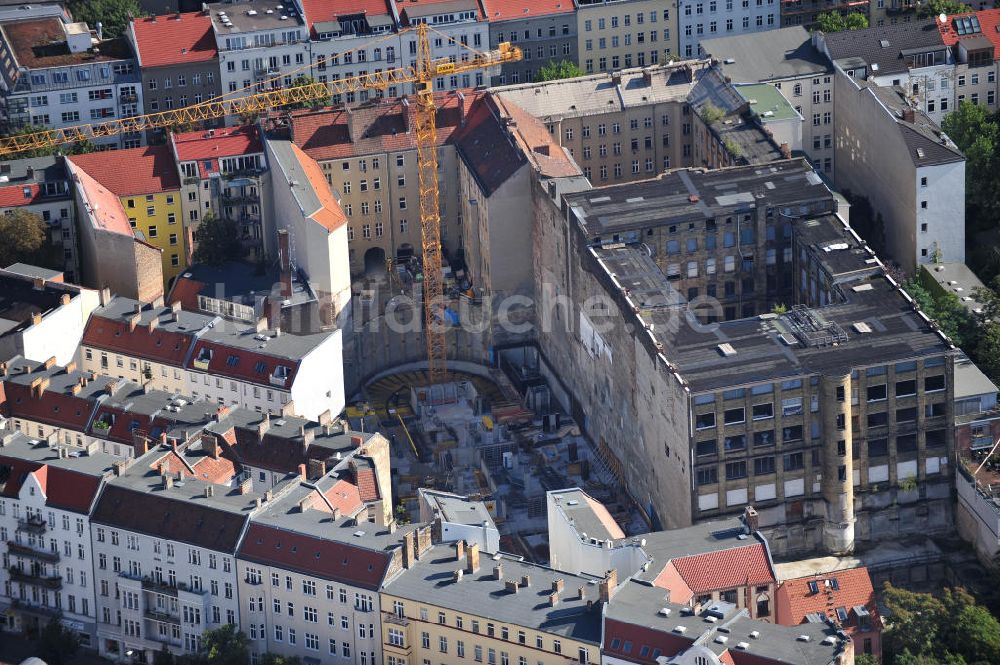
[0,25,521,385]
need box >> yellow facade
[380,592,599,665]
[123,190,187,284]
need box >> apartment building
[65,157,165,304]
[819,20,955,125]
[534,158,957,557]
[90,442,268,661]
[492,62,708,184]
[284,92,473,276]
[68,146,187,285]
[0,430,116,647]
[487,0,577,85]
[574,0,678,74]
[603,579,851,665]
[677,0,778,59]
[209,0,309,104]
[393,0,490,93]
[79,296,346,420]
[381,541,603,665]
[833,77,965,272]
[546,488,648,578]
[703,28,837,176]
[780,0,870,28]
[236,475,421,665]
[264,138,352,328]
[937,10,1000,113]
[0,157,80,283]
[0,267,99,365]
[170,126,268,261]
[298,0,405,103]
[775,566,882,661]
[0,11,144,149]
[128,11,221,141]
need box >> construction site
[352,354,648,562]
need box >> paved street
[0,631,110,665]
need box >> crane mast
[0,25,521,386]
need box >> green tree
[259,654,303,665]
[814,11,869,32]
[536,60,585,82]
[67,0,143,39]
[855,655,880,665]
[288,75,329,110]
[153,647,177,665]
[903,278,977,348]
[34,621,81,665]
[199,625,250,665]
[192,212,243,266]
[974,322,1000,385]
[942,102,1000,238]
[917,0,973,18]
[0,208,61,269]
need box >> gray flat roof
[550,488,623,542]
[0,429,117,478]
[207,0,305,33]
[954,353,998,401]
[922,262,988,313]
[420,489,496,528]
[701,27,832,83]
[384,543,604,643]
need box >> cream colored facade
[493,63,708,186]
[80,345,188,395]
[575,0,679,75]
[317,146,463,277]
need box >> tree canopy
[0,208,62,270]
[917,0,973,18]
[814,11,869,32]
[882,584,1000,665]
[192,212,244,266]
[536,60,585,82]
[67,0,143,39]
[4,125,95,158]
[34,621,81,665]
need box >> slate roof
[822,20,947,76]
[868,84,964,166]
[452,96,526,196]
[130,12,217,68]
[701,27,831,82]
[91,479,253,553]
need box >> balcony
[144,608,181,624]
[269,370,289,387]
[222,192,260,204]
[7,541,60,563]
[385,613,410,627]
[16,515,47,534]
[8,566,62,589]
[885,0,916,12]
[11,599,62,619]
[192,350,212,371]
[120,93,138,104]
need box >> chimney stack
[549,592,559,606]
[902,107,916,124]
[744,505,760,533]
[31,312,42,326]
[454,539,465,561]
[277,230,292,297]
[779,143,791,159]
[297,463,307,481]
[493,563,503,580]
[402,530,416,569]
[466,542,480,573]
[552,578,564,593]
[599,569,618,603]
[520,575,531,588]
[577,587,585,600]
[505,580,519,594]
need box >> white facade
[870,63,955,126]
[0,469,99,646]
[237,558,383,664]
[92,514,243,660]
[678,0,779,59]
[545,490,648,578]
[915,160,966,267]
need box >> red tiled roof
[2,380,97,433]
[485,0,573,21]
[186,340,300,388]
[298,0,393,36]
[354,465,379,501]
[290,143,348,231]
[130,12,218,68]
[66,160,134,236]
[289,91,483,162]
[0,456,101,514]
[171,126,263,178]
[938,9,1000,50]
[166,274,205,311]
[239,523,393,588]
[668,543,774,594]
[46,467,102,513]
[0,183,43,208]
[652,561,694,604]
[603,618,695,664]
[68,145,181,196]
[191,452,238,484]
[776,567,879,633]
[81,313,197,365]
[323,479,363,515]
